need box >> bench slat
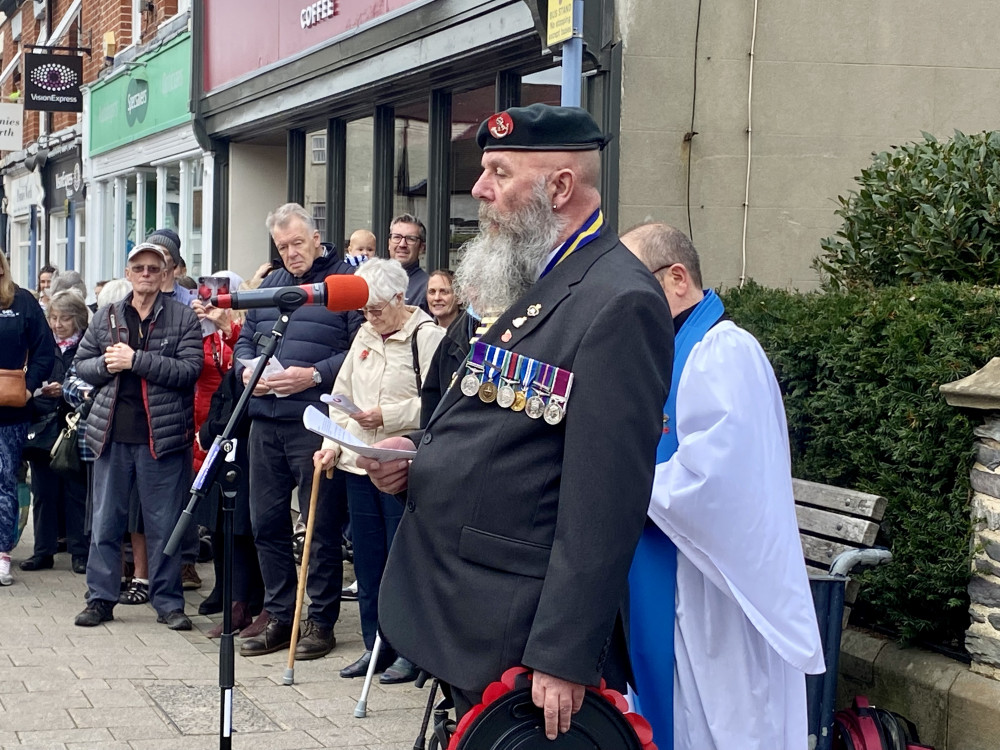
[795,505,880,546]
[792,478,887,521]
[800,534,861,569]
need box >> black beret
[476,103,610,152]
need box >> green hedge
[721,280,996,644]
[817,131,1000,289]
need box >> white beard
[454,180,566,317]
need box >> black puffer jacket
[233,248,362,421]
[74,292,202,459]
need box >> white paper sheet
[238,356,289,397]
[321,392,362,415]
[303,405,418,460]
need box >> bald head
[347,229,376,259]
[622,222,704,317]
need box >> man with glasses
[233,203,361,660]
[388,214,429,313]
[73,243,203,631]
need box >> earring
[552,204,557,210]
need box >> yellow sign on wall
[547,0,574,47]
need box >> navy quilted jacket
[233,249,362,421]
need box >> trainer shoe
[156,610,193,631]
[181,564,202,590]
[0,553,12,586]
[75,600,114,627]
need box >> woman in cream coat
[315,258,444,684]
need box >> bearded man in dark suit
[360,104,674,740]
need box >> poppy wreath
[447,666,657,750]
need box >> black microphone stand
[164,306,295,750]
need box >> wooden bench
[793,478,888,623]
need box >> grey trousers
[87,442,189,616]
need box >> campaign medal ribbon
[461,341,488,397]
[479,345,505,403]
[497,352,520,409]
[538,208,604,280]
[512,357,536,412]
[543,367,574,425]
[526,363,555,419]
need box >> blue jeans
[345,472,403,649]
[88,443,190,616]
[0,422,27,552]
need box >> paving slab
[1,522,426,747]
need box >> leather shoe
[239,617,292,656]
[71,556,87,574]
[294,620,336,660]
[340,648,396,679]
[19,555,54,571]
[157,610,193,631]
[380,656,418,684]
[198,588,223,616]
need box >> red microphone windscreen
[324,274,369,311]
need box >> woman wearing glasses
[314,258,444,685]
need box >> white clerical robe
[646,320,826,750]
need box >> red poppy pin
[489,112,514,139]
[360,349,369,361]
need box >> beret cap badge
[488,112,514,140]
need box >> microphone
[212,275,369,312]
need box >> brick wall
[0,0,186,153]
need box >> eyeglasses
[389,233,422,245]
[129,264,164,275]
[361,299,393,317]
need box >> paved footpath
[0,525,426,750]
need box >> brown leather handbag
[0,355,28,408]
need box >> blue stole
[628,290,725,750]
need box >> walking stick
[283,463,330,686]
[354,631,385,717]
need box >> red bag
[834,695,935,750]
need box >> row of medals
[459,361,567,425]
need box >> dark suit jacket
[378,228,674,693]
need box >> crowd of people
[0,103,824,749]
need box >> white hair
[355,257,409,306]
[97,278,133,308]
[454,177,566,316]
[266,202,316,234]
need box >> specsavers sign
[89,33,192,156]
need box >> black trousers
[248,418,347,628]
[28,459,88,557]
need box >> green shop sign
[89,33,191,156]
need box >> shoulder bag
[49,410,83,475]
[0,354,28,408]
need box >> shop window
[311,134,327,165]
[521,67,562,107]
[448,82,496,268]
[344,117,374,245]
[392,102,429,267]
[312,203,327,238]
[303,128,328,240]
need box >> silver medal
[461,373,481,397]
[525,396,545,419]
[497,384,516,409]
[543,401,565,425]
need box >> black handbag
[23,410,62,462]
[49,411,82,475]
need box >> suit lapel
[427,231,621,428]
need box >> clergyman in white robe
[647,319,826,750]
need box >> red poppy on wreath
[360,349,369,361]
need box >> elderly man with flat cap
[361,104,674,739]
